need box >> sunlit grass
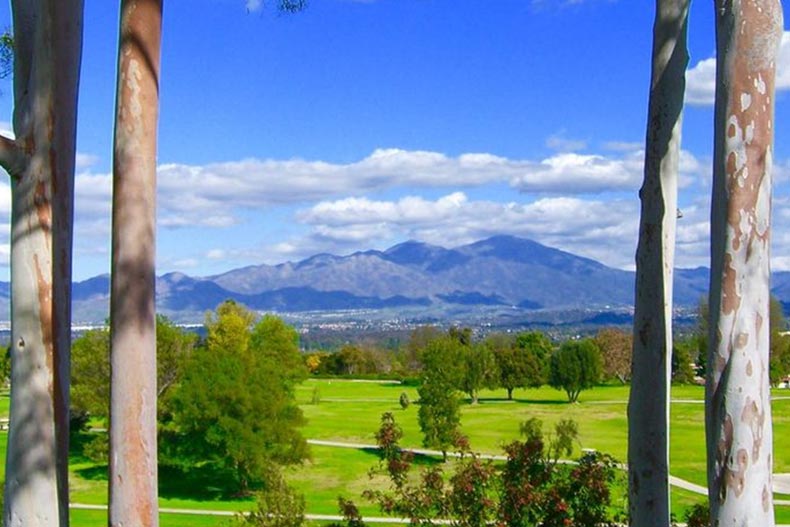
[2,381,790,523]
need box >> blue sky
[1,0,790,281]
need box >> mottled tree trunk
[627,2,688,526]
[108,1,162,525]
[707,1,783,525]
[0,2,83,526]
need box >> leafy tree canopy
[548,339,602,403]
[166,301,308,493]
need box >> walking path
[68,439,790,523]
[307,439,790,504]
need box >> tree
[671,341,695,384]
[459,343,498,404]
[70,328,110,419]
[593,328,632,384]
[491,331,550,400]
[250,314,307,387]
[548,340,601,403]
[695,298,709,376]
[0,3,84,525]
[706,2,783,525]
[418,336,465,459]
[627,1,689,524]
[156,315,197,408]
[70,318,194,421]
[404,325,442,373]
[167,303,308,493]
[107,0,164,524]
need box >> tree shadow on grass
[511,398,569,405]
[157,463,253,502]
[72,455,253,503]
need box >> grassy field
[1,380,789,525]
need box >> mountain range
[3,235,789,325]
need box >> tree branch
[0,135,26,179]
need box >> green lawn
[1,382,790,525]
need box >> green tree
[671,341,696,384]
[695,297,709,376]
[71,328,110,419]
[770,296,790,386]
[418,336,465,459]
[71,318,196,420]
[157,315,197,405]
[490,332,548,400]
[404,325,442,373]
[250,314,308,386]
[548,339,602,403]
[459,343,498,404]
[167,302,308,493]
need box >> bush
[684,502,710,527]
[234,468,305,527]
[361,413,623,527]
[398,392,410,409]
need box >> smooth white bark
[627,3,688,525]
[108,1,162,525]
[0,2,83,526]
[707,1,783,525]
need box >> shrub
[684,502,710,527]
[398,392,410,409]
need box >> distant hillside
[2,235,790,324]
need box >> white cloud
[686,31,790,106]
[286,192,643,268]
[75,153,100,170]
[151,147,710,230]
[546,131,587,152]
[245,0,262,12]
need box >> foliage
[0,347,9,387]
[491,332,549,400]
[250,314,308,386]
[165,301,308,493]
[770,296,790,386]
[362,413,620,527]
[405,325,442,373]
[459,343,498,404]
[311,344,395,377]
[71,317,196,421]
[418,336,466,458]
[233,467,305,527]
[399,392,410,409]
[548,339,602,402]
[71,327,110,418]
[695,297,709,377]
[0,31,11,80]
[593,328,632,384]
[684,502,710,527]
[672,340,696,384]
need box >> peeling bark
[707,1,783,525]
[108,1,163,525]
[627,2,688,526]
[0,2,83,526]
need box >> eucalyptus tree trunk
[627,2,688,525]
[707,1,783,525]
[108,0,162,525]
[0,2,83,526]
